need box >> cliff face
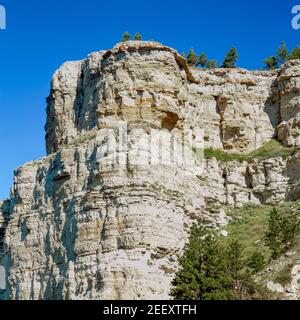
[1,41,300,300]
[45,41,280,155]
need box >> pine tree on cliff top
[121,32,131,42]
[186,48,198,66]
[277,41,288,65]
[263,56,278,70]
[222,47,238,68]
[133,33,142,40]
[197,52,209,68]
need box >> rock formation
[1,41,300,300]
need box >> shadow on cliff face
[263,80,282,132]
[74,69,100,133]
[38,198,79,300]
[26,147,106,300]
[0,200,11,300]
[161,112,179,131]
[17,153,80,300]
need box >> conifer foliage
[289,47,300,60]
[222,47,239,68]
[263,56,278,70]
[277,41,288,65]
[121,31,131,42]
[197,53,209,68]
[133,33,142,40]
[171,221,266,300]
[264,42,300,70]
[186,48,198,66]
[265,208,300,258]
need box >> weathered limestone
[199,152,300,209]
[3,140,206,300]
[191,67,280,152]
[1,41,300,300]
[45,41,283,155]
[0,200,10,299]
[277,60,300,147]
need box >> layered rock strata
[1,41,300,300]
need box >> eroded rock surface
[1,41,300,300]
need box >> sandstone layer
[1,41,300,300]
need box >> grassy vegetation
[204,148,247,162]
[61,130,98,149]
[224,203,272,260]
[172,201,300,299]
[225,201,300,266]
[204,139,295,162]
[273,266,292,286]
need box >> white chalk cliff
[1,41,300,300]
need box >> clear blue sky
[0,0,299,199]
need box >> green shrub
[247,251,266,273]
[204,148,246,162]
[274,267,292,286]
[203,139,293,162]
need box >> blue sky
[0,0,299,198]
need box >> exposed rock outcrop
[277,60,300,147]
[1,41,300,300]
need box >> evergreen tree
[265,207,300,258]
[170,223,211,300]
[198,232,232,300]
[265,208,283,258]
[186,48,198,66]
[121,31,131,42]
[180,52,186,58]
[247,251,266,273]
[222,48,238,68]
[280,210,300,250]
[288,47,300,60]
[277,41,288,65]
[225,240,256,300]
[206,60,217,69]
[133,33,142,40]
[171,221,267,300]
[226,240,244,279]
[263,56,278,70]
[197,53,209,68]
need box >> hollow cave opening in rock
[161,112,179,131]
